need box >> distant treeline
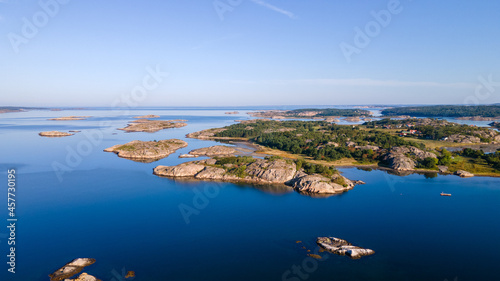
[287,108,371,117]
[381,105,500,117]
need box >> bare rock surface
[382,150,416,171]
[186,128,227,139]
[119,119,187,133]
[287,174,351,194]
[104,139,187,162]
[39,131,74,137]
[49,258,96,281]
[454,170,474,177]
[382,146,437,171]
[438,165,449,173]
[154,157,363,196]
[316,237,375,259]
[446,134,481,144]
[245,159,297,183]
[187,145,237,157]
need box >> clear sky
[1,0,499,107]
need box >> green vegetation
[438,149,452,165]
[365,118,496,142]
[208,120,500,175]
[215,120,422,162]
[381,105,500,117]
[416,157,438,169]
[116,145,136,151]
[295,158,337,177]
[458,149,500,170]
[213,156,256,178]
[215,156,256,166]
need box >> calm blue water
[0,108,499,281]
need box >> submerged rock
[316,237,375,259]
[49,258,96,281]
[104,139,187,162]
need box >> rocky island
[316,237,375,259]
[180,145,238,158]
[154,156,364,196]
[134,114,160,118]
[105,139,187,162]
[49,258,96,281]
[39,131,75,137]
[118,118,187,133]
[48,116,90,121]
[249,108,371,119]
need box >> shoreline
[206,138,500,178]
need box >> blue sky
[1,0,499,107]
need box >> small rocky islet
[48,116,90,121]
[39,131,75,137]
[179,145,238,158]
[316,237,375,259]
[49,258,96,281]
[118,118,187,133]
[104,139,187,162]
[49,258,134,281]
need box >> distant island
[249,108,371,119]
[0,106,45,113]
[48,116,90,121]
[381,105,500,118]
[133,114,160,118]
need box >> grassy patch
[116,145,136,151]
